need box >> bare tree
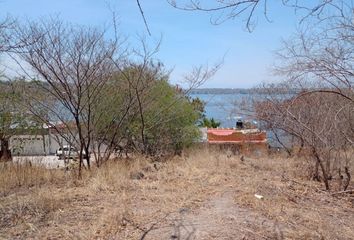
[0,15,35,54]
[166,0,349,31]
[251,1,354,191]
[12,19,124,176]
[275,2,354,102]
[254,85,353,190]
[0,16,16,53]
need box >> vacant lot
[1,147,353,239]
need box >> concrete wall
[9,134,71,156]
[8,134,109,156]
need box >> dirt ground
[1,147,354,239]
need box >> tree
[199,117,221,128]
[189,96,222,128]
[89,59,166,165]
[190,97,205,120]
[251,1,354,191]
[139,79,200,155]
[166,0,347,31]
[89,69,137,166]
[103,42,220,157]
[93,63,202,160]
[13,19,122,176]
[0,16,16,52]
[275,2,354,104]
[254,83,353,191]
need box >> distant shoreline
[189,88,252,95]
[188,88,298,95]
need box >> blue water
[190,93,292,147]
[190,93,255,128]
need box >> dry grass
[0,147,353,239]
[0,161,68,197]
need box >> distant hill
[189,88,252,95]
[188,88,299,95]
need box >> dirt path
[2,152,354,239]
[144,188,283,240]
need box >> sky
[0,0,303,88]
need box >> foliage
[142,80,200,154]
[189,96,221,128]
[199,117,221,128]
[93,66,201,158]
[190,97,205,120]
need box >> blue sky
[0,0,302,88]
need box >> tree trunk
[344,167,351,191]
[297,138,304,155]
[85,145,90,170]
[313,149,330,190]
[0,138,12,162]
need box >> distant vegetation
[189,87,299,95]
[189,88,252,95]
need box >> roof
[207,128,267,144]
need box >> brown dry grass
[0,147,353,239]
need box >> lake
[190,91,291,147]
[190,93,256,128]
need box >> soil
[1,150,354,239]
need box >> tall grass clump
[0,160,66,196]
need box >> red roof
[207,128,267,143]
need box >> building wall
[8,133,109,156]
[207,129,267,143]
[9,134,71,156]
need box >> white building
[9,133,71,156]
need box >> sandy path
[144,188,282,240]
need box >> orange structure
[207,129,267,144]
